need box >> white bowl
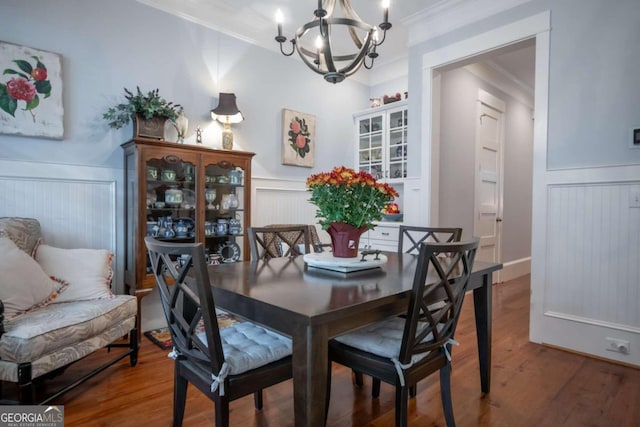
[382,213,403,222]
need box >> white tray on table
[303,252,387,273]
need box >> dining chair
[145,237,293,427]
[398,225,463,254]
[248,225,311,260]
[352,225,464,392]
[326,239,478,427]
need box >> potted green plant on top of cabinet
[104,87,182,140]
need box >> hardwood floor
[17,275,640,426]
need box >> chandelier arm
[363,54,375,70]
[278,39,296,57]
[374,28,389,47]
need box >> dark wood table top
[208,253,501,333]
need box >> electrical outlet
[632,128,640,148]
[606,337,630,354]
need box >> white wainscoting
[252,177,328,240]
[0,159,123,292]
[546,181,640,329]
[535,165,640,366]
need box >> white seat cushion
[197,321,291,375]
[334,316,406,359]
[0,295,136,363]
[334,317,445,364]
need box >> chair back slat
[248,225,312,260]
[399,240,478,365]
[398,226,463,254]
[145,237,225,372]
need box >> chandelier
[275,0,392,84]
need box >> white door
[474,90,505,276]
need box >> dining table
[208,252,502,427]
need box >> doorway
[430,39,535,283]
[417,9,550,345]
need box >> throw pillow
[35,245,114,302]
[0,237,68,320]
[0,217,42,256]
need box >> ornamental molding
[402,0,534,46]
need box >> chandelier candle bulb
[275,9,283,38]
[382,0,390,24]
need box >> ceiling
[139,0,534,89]
[139,0,439,64]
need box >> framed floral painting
[282,108,315,168]
[0,41,64,139]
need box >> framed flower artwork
[0,41,64,139]
[282,108,315,168]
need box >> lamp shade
[211,93,244,124]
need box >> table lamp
[211,93,244,150]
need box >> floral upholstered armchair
[0,217,138,404]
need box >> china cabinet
[354,100,408,181]
[122,139,254,334]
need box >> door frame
[418,11,550,343]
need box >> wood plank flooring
[15,275,640,426]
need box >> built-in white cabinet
[354,100,408,181]
[361,222,400,252]
[354,101,410,251]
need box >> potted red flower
[306,166,398,257]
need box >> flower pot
[133,114,166,140]
[327,222,368,258]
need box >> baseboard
[500,256,531,282]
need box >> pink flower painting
[0,41,63,139]
[282,109,315,168]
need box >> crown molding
[403,0,534,46]
[463,62,533,108]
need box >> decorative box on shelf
[383,96,401,104]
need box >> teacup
[162,169,176,182]
[146,166,158,181]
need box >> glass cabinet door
[387,109,408,180]
[357,115,384,179]
[144,155,197,271]
[203,161,245,264]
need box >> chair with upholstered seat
[398,225,462,254]
[352,225,464,393]
[145,237,292,427]
[326,240,478,427]
[247,225,311,260]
